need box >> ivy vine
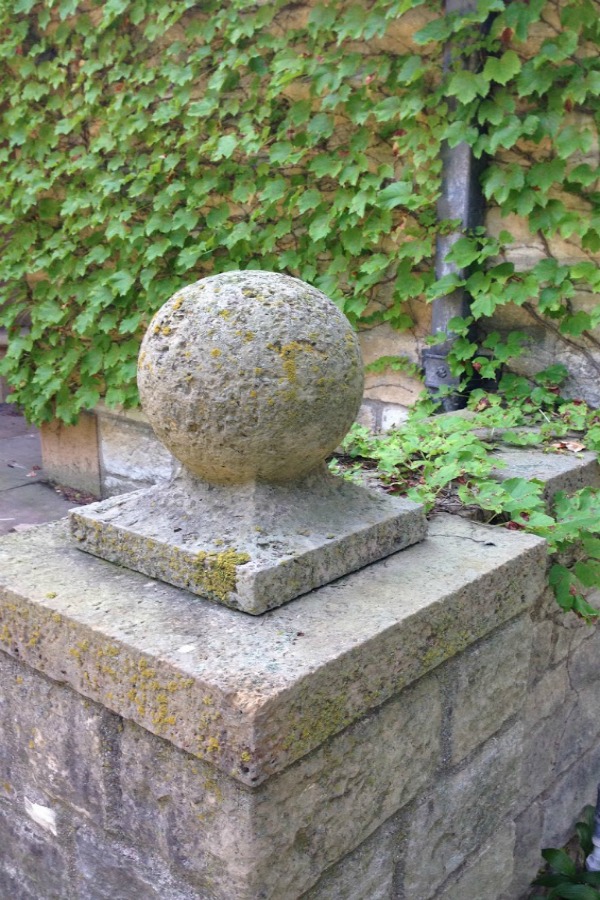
[0,0,599,616]
[0,0,598,423]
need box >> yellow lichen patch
[45,592,57,600]
[217,308,232,319]
[210,348,222,358]
[161,326,171,336]
[267,340,322,385]
[26,630,41,649]
[243,332,255,342]
[193,548,251,601]
[171,296,184,310]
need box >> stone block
[448,615,532,764]
[529,587,590,680]
[400,725,523,899]
[0,652,112,827]
[115,674,441,899]
[115,720,253,895]
[0,514,546,786]
[503,803,545,900]
[71,469,427,615]
[98,412,173,492]
[555,680,600,771]
[250,673,441,898]
[0,806,72,900]
[381,404,410,431]
[40,412,101,497]
[538,742,600,850]
[568,625,600,685]
[435,823,516,900]
[73,826,197,900]
[303,817,399,900]
[519,665,574,809]
[493,447,600,500]
[355,402,377,430]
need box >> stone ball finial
[137,271,364,484]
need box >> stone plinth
[70,271,427,613]
[71,467,426,615]
[0,514,555,899]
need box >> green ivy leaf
[483,50,522,85]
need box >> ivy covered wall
[0,0,598,424]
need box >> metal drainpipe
[421,0,486,411]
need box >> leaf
[308,213,333,242]
[378,182,414,210]
[447,71,490,104]
[483,50,522,85]
[214,135,238,160]
[552,885,600,899]
[542,848,577,878]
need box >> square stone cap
[0,514,546,786]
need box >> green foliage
[531,805,600,899]
[0,0,598,424]
[333,367,600,621]
[0,0,598,614]
[0,0,443,421]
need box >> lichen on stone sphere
[138,271,364,484]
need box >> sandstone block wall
[0,502,599,899]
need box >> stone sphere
[137,271,364,484]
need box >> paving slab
[0,405,89,535]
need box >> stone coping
[493,447,599,497]
[0,514,546,786]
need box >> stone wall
[1,445,599,900]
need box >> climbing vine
[0,0,598,423]
[0,0,599,616]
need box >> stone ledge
[493,446,599,498]
[0,516,546,785]
[0,514,546,786]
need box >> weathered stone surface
[40,412,101,497]
[567,620,600,685]
[303,817,398,900]
[506,803,545,900]
[98,413,173,489]
[518,669,571,808]
[538,742,600,851]
[73,827,199,900]
[75,270,429,613]
[493,446,600,498]
[70,466,427,614]
[138,271,364,485]
[0,514,546,785]
[115,674,440,899]
[435,823,516,900]
[381,404,410,430]
[250,673,441,898]
[355,402,377,430]
[0,809,72,900]
[448,615,532,764]
[0,652,111,827]
[400,726,523,899]
[529,586,590,679]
